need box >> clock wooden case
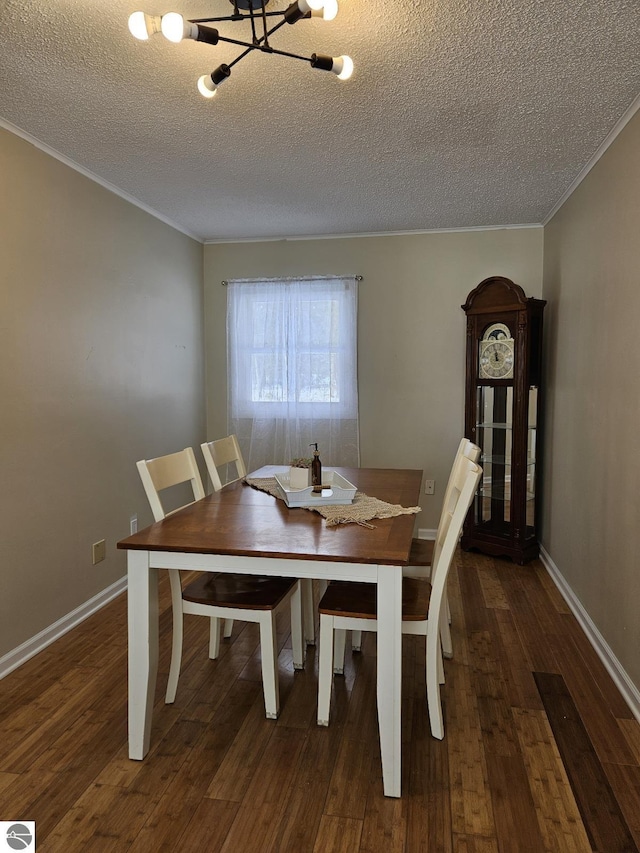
[461,277,546,564]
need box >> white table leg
[128,550,159,760]
[302,578,316,645]
[376,564,402,797]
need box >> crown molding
[0,117,202,243]
[203,223,543,245]
[543,91,640,225]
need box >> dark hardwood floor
[1,550,639,852]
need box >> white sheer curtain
[227,276,360,473]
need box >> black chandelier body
[128,0,353,98]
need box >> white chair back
[429,457,482,620]
[201,435,247,492]
[136,447,205,522]
[439,438,480,522]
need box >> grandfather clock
[461,277,546,564]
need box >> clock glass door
[526,386,538,529]
[474,384,539,535]
[475,385,513,529]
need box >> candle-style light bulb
[197,75,218,99]
[333,55,353,80]
[161,12,187,42]
[128,11,161,40]
[311,0,338,20]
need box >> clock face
[479,339,514,379]
[482,322,511,341]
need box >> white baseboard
[539,545,640,724]
[416,528,437,541]
[0,576,127,680]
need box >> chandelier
[128,0,353,99]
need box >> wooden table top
[118,467,422,566]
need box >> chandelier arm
[211,34,312,65]
[253,20,260,43]
[209,32,269,50]
[211,14,288,50]
[245,0,264,46]
[247,4,257,43]
[258,17,288,39]
[189,12,283,22]
[225,16,288,67]
[212,33,259,49]
[226,46,254,69]
[259,0,270,46]
[252,43,315,62]
[265,45,314,62]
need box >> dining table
[117,465,423,798]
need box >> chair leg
[333,628,347,675]
[437,636,445,685]
[426,627,444,739]
[351,629,362,652]
[165,570,184,704]
[223,619,233,638]
[290,581,305,670]
[209,617,222,659]
[302,578,316,645]
[317,613,334,726]
[258,612,280,720]
[440,602,453,660]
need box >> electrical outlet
[130,515,138,534]
[425,479,435,495]
[92,539,106,564]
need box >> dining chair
[136,446,304,719]
[322,443,478,669]
[316,456,482,739]
[350,438,481,659]
[202,435,319,647]
[201,434,248,640]
[405,438,481,657]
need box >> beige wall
[204,229,543,529]
[0,129,205,659]
[542,110,640,687]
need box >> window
[227,276,359,471]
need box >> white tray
[274,469,357,507]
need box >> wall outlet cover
[92,539,106,564]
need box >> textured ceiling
[1,0,639,242]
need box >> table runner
[245,476,421,528]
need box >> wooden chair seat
[408,537,434,567]
[319,578,431,622]
[183,573,299,610]
[346,537,435,652]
